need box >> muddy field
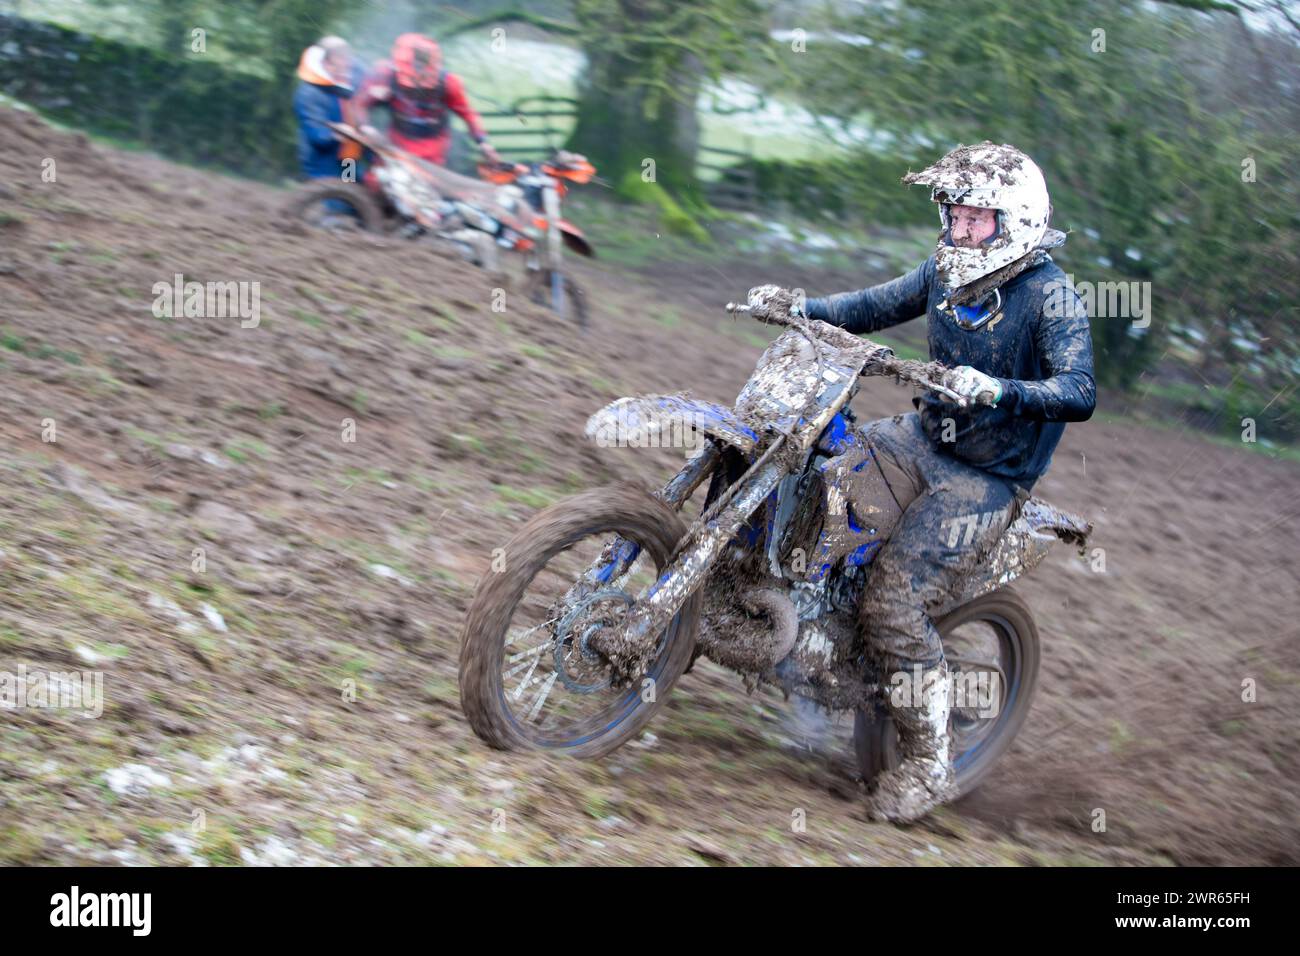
[1,105,1297,866]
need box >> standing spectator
[292,36,362,180]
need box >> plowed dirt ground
[1,105,1297,865]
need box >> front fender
[558,220,595,257]
[584,395,759,455]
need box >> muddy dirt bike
[477,153,597,326]
[459,287,1091,798]
[283,122,593,327]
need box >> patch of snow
[163,831,206,866]
[199,602,227,632]
[368,563,413,587]
[104,763,171,796]
[240,835,299,866]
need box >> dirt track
[1,105,1297,865]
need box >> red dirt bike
[284,122,595,327]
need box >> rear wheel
[853,588,1041,796]
[459,485,700,758]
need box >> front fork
[588,453,787,681]
[563,442,721,602]
[543,183,565,315]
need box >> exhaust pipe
[703,587,800,675]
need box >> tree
[444,0,782,197]
[782,0,1300,401]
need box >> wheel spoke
[504,646,550,680]
[479,515,688,748]
[508,652,543,700]
[525,671,560,722]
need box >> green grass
[651,305,682,328]
[444,433,487,457]
[1203,429,1300,464]
[430,344,475,361]
[0,825,44,865]
[223,437,272,464]
[492,483,556,510]
[0,328,81,365]
[1093,404,1300,464]
[197,824,244,866]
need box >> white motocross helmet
[903,142,1050,293]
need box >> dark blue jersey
[806,254,1095,487]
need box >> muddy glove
[942,365,1003,407]
[747,284,782,311]
[746,285,806,319]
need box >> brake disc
[552,589,633,693]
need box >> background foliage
[3,0,1297,438]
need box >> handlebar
[725,290,989,408]
[325,120,391,155]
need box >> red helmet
[391,33,442,90]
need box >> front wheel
[522,269,590,329]
[459,485,700,759]
[854,588,1041,797]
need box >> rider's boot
[865,659,956,823]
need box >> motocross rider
[353,33,501,168]
[800,142,1095,823]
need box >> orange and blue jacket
[292,47,362,179]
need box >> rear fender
[938,497,1092,615]
[585,395,758,456]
